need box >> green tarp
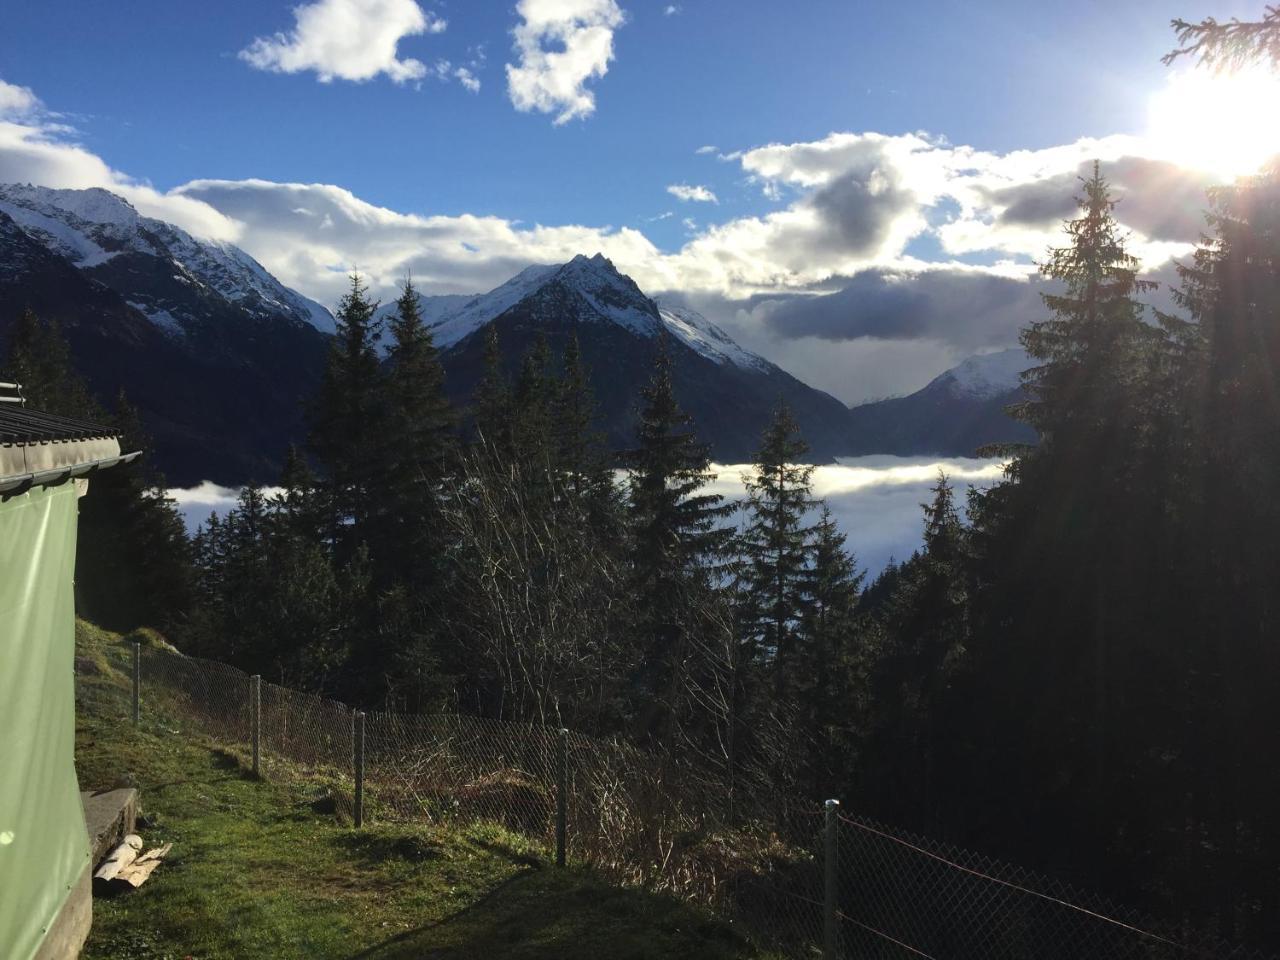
[0,483,91,960]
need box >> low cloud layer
[748,266,1043,350]
[169,457,1006,576]
[239,0,446,85]
[506,0,626,125]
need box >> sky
[1,0,1276,403]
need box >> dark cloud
[753,268,1045,350]
[990,157,1216,243]
[805,168,917,256]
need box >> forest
[5,11,1280,952]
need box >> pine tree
[737,400,817,698]
[373,278,457,587]
[5,308,101,419]
[1015,161,1158,446]
[512,333,555,473]
[626,340,734,745]
[310,273,382,546]
[473,325,512,451]
[76,393,196,636]
[553,335,617,518]
[798,506,867,797]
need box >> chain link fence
[123,643,1273,960]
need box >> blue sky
[0,0,1273,400]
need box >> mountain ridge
[0,184,1036,482]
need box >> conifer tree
[737,400,817,698]
[626,340,734,744]
[310,273,382,545]
[373,278,456,587]
[6,308,101,419]
[473,325,512,450]
[1016,161,1158,446]
[553,335,617,519]
[798,506,867,797]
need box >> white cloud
[454,67,481,93]
[0,79,1225,341]
[506,0,626,125]
[0,80,40,119]
[239,0,445,85]
[694,144,717,155]
[663,4,680,14]
[666,183,718,203]
[0,114,241,242]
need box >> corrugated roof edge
[0,450,141,498]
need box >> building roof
[0,381,138,495]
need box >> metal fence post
[131,642,141,727]
[353,710,366,829]
[250,675,261,777]
[556,728,568,867]
[824,798,840,960]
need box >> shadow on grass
[347,866,753,960]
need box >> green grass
[74,623,756,960]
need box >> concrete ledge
[32,863,92,960]
[81,788,138,865]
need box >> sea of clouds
[166,455,1006,579]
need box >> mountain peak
[0,183,334,334]
[938,348,1029,399]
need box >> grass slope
[73,623,754,960]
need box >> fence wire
[125,645,1274,960]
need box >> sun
[1145,65,1280,180]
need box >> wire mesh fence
[124,643,1274,960]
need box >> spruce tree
[737,400,817,698]
[473,325,511,451]
[310,272,382,546]
[553,335,617,520]
[626,340,733,745]
[374,278,456,587]
[798,506,867,798]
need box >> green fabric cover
[0,484,90,960]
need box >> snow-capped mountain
[424,253,853,461]
[0,180,1036,480]
[936,348,1029,400]
[845,349,1035,456]
[0,187,332,485]
[0,184,334,336]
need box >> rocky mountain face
[0,185,332,485]
[420,254,853,462]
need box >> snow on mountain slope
[0,184,335,334]
[654,299,773,373]
[937,348,1030,399]
[382,256,773,377]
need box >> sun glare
[1146,66,1280,180]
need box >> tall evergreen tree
[626,340,734,746]
[473,325,512,451]
[737,400,817,699]
[553,335,614,502]
[373,278,456,586]
[310,272,382,546]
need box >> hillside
[73,623,754,960]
